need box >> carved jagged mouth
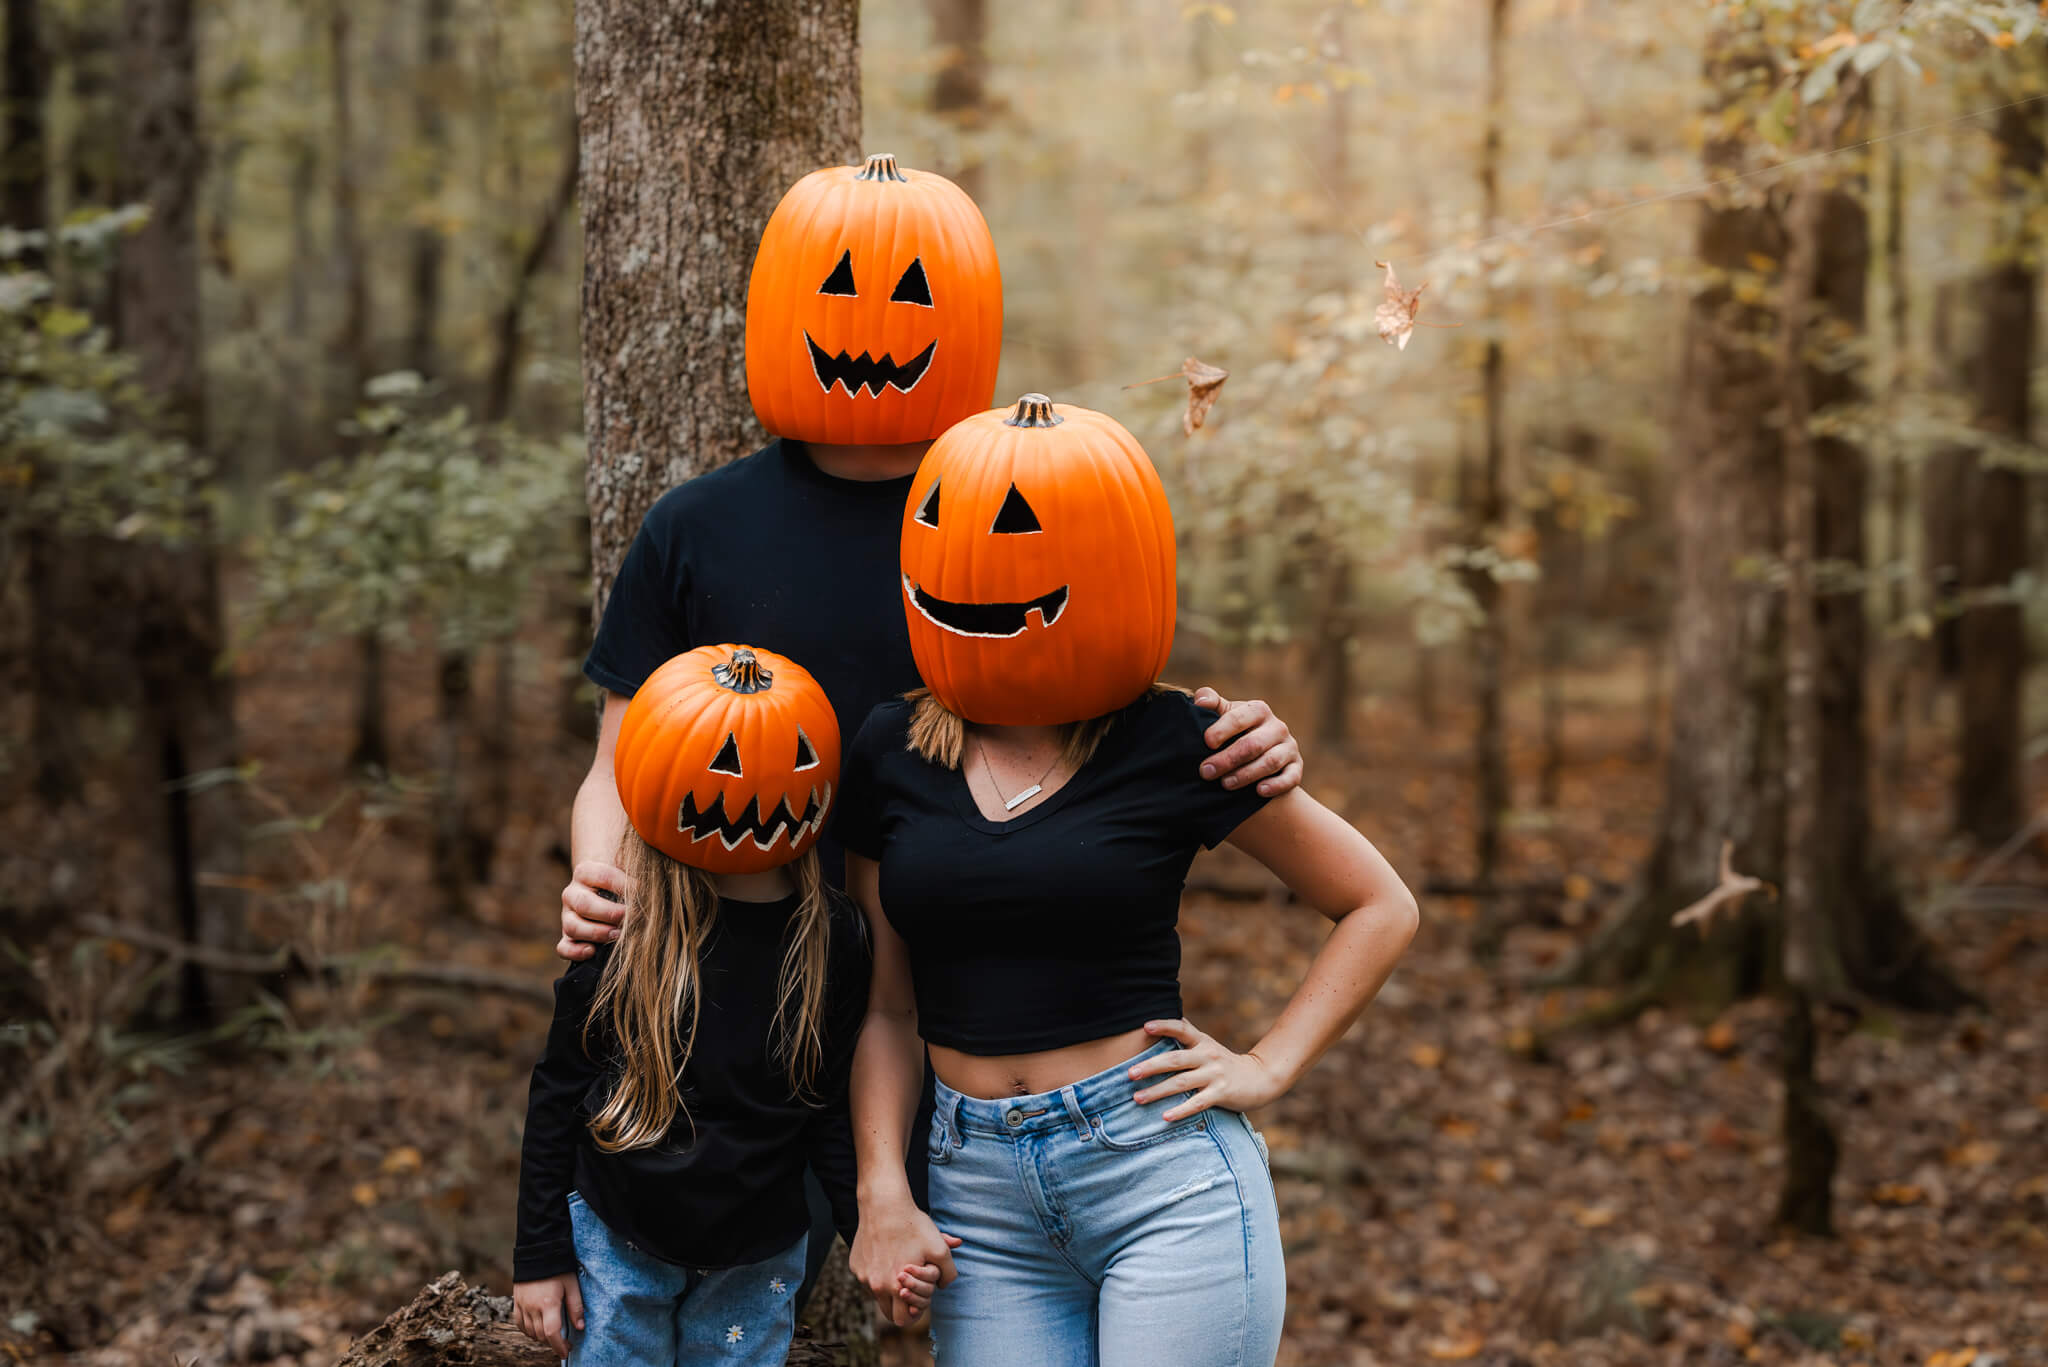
[904,573,1070,639]
[678,785,830,853]
[806,333,937,397]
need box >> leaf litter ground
[3,624,2044,1367]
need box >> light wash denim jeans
[565,1190,807,1366]
[926,1041,1285,1366]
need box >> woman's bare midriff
[929,1027,1157,1100]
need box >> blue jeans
[566,1191,807,1366]
[926,1041,1285,1366]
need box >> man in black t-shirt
[552,154,1304,1313]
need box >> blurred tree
[1954,70,2043,846]
[1562,8,1969,1018]
[572,0,874,1354]
[4,0,47,264]
[1469,0,1512,895]
[117,0,244,1022]
[928,0,985,200]
[404,0,452,380]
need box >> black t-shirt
[584,438,922,884]
[835,690,1270,1055]
[513,891,870,1280]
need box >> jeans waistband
[933,1039,1179,1140]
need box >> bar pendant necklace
[979,741,1059,812]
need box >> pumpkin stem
[713,648,774,694]
[855,152,908,183]
[1004,393,1064,428]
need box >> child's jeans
[925,1040,1286,1366]
[566,1190,807,1366]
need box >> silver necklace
[976,737,1062,812]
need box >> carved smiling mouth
[806,333,937,397]
[904,573,1071,639]
[678,786,831,853]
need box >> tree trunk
[431,648,475,918]
[1955,92,2042,846]
[1563,38,1968,1017]
[1468,0,1512,889]
[327,0,385,773]
[4,0,46,251]
[1314,553,1353,749]
[927,0,985,202]
[1878,75,1912,807]
[576,0,860,617]
[484,119,579,426]
[119,0,244,1023]
[403,0,450,378]
[573,0,871,1356]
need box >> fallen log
[334,1272,844,1366]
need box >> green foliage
[0,211,211,550]
[244,377,583,654]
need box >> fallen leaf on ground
[1425,1333,1485,1361]
[1873,1182,1925,1206]
[1409,1042,1444,1069]
[379,1145,424,1175]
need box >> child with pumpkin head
[511,644,873,1367]
[555,155,1308,1303]
[838,396,1420,1366]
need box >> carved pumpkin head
[746,153,1002,446]
[614,645,841,874]
[901,394,1177,726]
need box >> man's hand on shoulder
[1190,688,1302,798]
[558,861,630,960]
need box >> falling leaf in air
[1671,839,1777,931]
[1374,259,1427,350]
[1120,356,1230,435]
[1180,357,1229,435]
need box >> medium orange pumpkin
[746,153,1002,446]
[900,394,1177,726]
[614,645,841,874]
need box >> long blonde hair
[584,830,835,1153]
[904,684,1180,772]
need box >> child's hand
[896,1260,945,1316]
[513,1275,585,1358]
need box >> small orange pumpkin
[614,645,841,874]
[900,394,1177,726]
[746,153,1002,446]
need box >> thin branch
[1671,839,1779,930]
[74,915,554,1007]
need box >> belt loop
[1060,1083,1089,1138]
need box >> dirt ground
[3,625,2044,1367]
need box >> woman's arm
[844,854,959,1323]
[1130,789,1418,1121]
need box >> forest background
[3,0,2047,1365]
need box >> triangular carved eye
[818,249,857,297]
[708,733,744,776]
[914,480,941,528]
[890,257,932,307]
[989,483,1041,535]
[794,727,820,771]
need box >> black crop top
[834,690,1269,1054]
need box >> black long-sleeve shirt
[513,890,870,1281]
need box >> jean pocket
[1090,1100,1214,1153]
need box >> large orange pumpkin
[614,645,841,874]
[900,394,1177,726]
[746,153,1002,446]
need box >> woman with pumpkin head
[838,395,1420,1366]
[511,645,872,1366]
[556,156,1307,1302]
